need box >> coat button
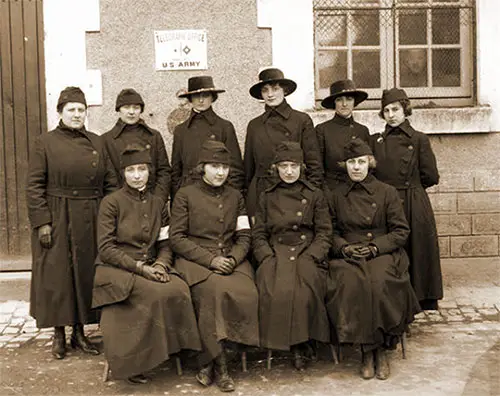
[289,256,296,261]
[143,254,147,258]
[285,132,290,137]
[89,175,95,181]
[278,237,283,243]
[219,218,224,223]
[218,204,223,209]
[142,200,147,203]
[371,203,377,208]
[405,181,410,186]
[94,189,99,194]
[146,144,151,149]
[91,161,97,167]
[351,135,356,139]
[300,234,306,240]
[408,145,414,150]
[143,214,148,218]
[142,242,146,247]
[72,190,78,196]
[92,150,98,155]
[290,247,296,252]
[301,199,307,204]
[292,225,298,231]
[296,211,302,217]
[218,242,223,248]
[366,216,371,221]
[367,232,373,239]
[210,134,216,139]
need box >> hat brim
[321,90,368,109]
[249,79,297,100]
[178,88,226,99]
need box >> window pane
[353,51,380,88]
[399,49,428,87]
[316,14,347,46]
[432,49,461,87]
[317,51,348,90]
[399,10,427,45]
[432,8,460,44]
[352,11,380,46]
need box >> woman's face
[383,101,406,127]
[277,161,301,184]
[124,163,149,190]
[203,163,229,187]
[261,83,285,107]
[59,102,86,129]
[191,92,213,112]
[346,155,369,182]
[334,95,355,118]
[119,104,142,125]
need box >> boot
[127,374,150,384]
[292,346,306,371]
[70,323,99,355]
[214,351,235,392]
[195,361,214,387]
[375,348,390,380]
[360,350,375,379]
[52,326,66,359]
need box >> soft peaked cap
[121,144,152,169]
[115,88,145,112]
[197,140,231,165]
[381,88,409,109]
[57,86,87,112]
[343,138,373,161]
[274,141,304,164]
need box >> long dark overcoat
[244,100,323,218]
[315,114,370,191]
[170,181,259,364]
[102,118,171,203]
[252,179,331,350]
[171,107,244,199]
[371,120,442,308]
[326,175,421,345]
[92,185,201,379]
[26,121,117,328]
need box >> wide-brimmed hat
[343,138,373,161]
[57,86,87,112]
[249,68,297,100]
[178,76,225,102]
[274,141,304,164]
[381,88,409,109]
[197,140,231,165]
[121,144,152,169]
[321,79,368,109]
[115,88,145,112]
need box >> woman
[315,79,370,192]
[371,88,442,310]
[326,138,421,380]
[26,86,117,359]
[252,141,331,370]
[171,76,244,199]
[102,88,171,204]
[170,140,259,393]
[244,67,323,219]
[92,145,201,384]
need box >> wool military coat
[171,107,244,199]
[244,100,323,217]
[26,121,117,328]
[252,179,331,350]
[371,120,442,308]
[103,118,171,204]
[315,114,370,191]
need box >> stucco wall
[85,0,272,150]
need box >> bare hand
[210,256,234,275]
[38,224,52,249]
[142,265,168,282]
[152,263,171,282]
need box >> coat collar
[341,173,377,196]
[331,113,355,126]
[262,100,292,122]
[186,106,218,127]
[122,183,150,201]
[197,179,227,196]
[57,120,91,140]
[384,119,414,138]
[112,118,154,139]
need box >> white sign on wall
[154,29,208,71]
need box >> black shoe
[51,326,66,360]
[71,324,100,355]
[360,350,375,380]
[127,374,150,384]
[195,362,214,387]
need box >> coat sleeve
[302,190,332,261]
[243,123,256,190]
[251,192,274,263]
[97,196,138,272]
[228,193,251,264]
[315,123,325,173]
[371,186,410,254]
[155,201,173,267]
[418,133,439,189]
[169,189,217,267]
[102,147,119,195]
[301,114,323,187]
[328,192,350,257]
[153,131,172,203]
[224,122,245,192]
[170,128,183,200]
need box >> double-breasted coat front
[371,120,442,309]
[26,121,117,328]
[244,100,323,218]
[252,179,331,350]
[170,181,259,364]
[326,175,421,346]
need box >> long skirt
[190,262,259,365]
[326,250,420,346]
[100,275,201,379]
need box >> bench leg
[401,332,407,359]
[175,356,183,375]
[241,351,247,372]
[266,349,272,370]
[329,344,339,365]
[102,361,110,382]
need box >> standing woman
[252,142,331,370]
[171,76,244,199]
[315,79,370,192]
[244,68,323,220]
[92,145,201,384]
[371,88,442,310]
[26,87,117,359]
[326,139,420,380]
[170,141,259,393]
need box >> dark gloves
[342,243,378,260]
[38,224,52,249]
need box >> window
[314,0,475,107]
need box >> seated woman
[252,142,331,370]
[92,145,201,384]
[325,139,420,380]
[170,140,259,393]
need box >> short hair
[338,155,377,170]
[194,162,231,176]
[378,98,412,119]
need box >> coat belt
[46,186,103,198]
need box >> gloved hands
[342,243,378,260]
[38,224,52,249]
[210,256,235,275]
